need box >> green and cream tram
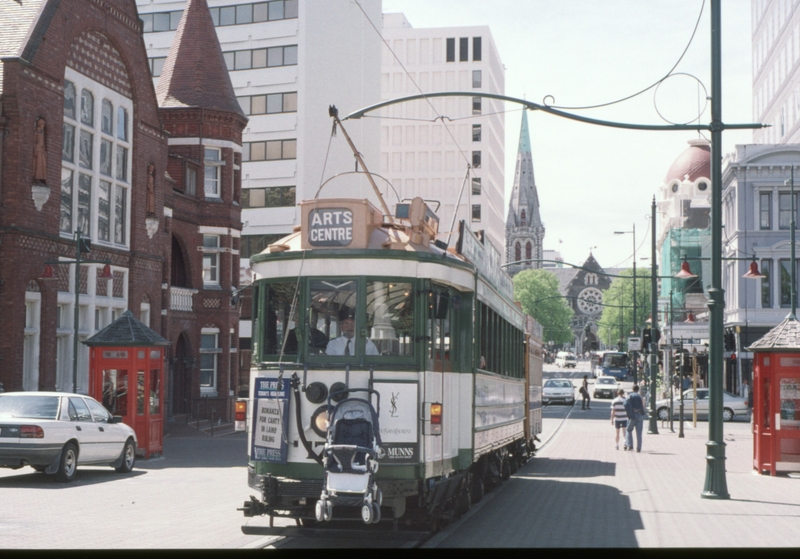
[239,196,533,527]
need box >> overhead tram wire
[542,0,706,112]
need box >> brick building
[0,0,244,421]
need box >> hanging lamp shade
[39,264,57,280]
[675,257,698,279]
[685,312,697,323]
[98,264,113,279]
[742,260,766,279]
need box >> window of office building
[140,1,298,32]
[473,37,482,61]
[472,204,481,222]
[778,192,800,229]
[761,259,772,307]
[472,151,481,168]
[473,70,482,88]
[472,97,481,115]
[61,69,131,249]
[760,192,772,229]
[472,177,481,196]
[237,92,297,116]
[242,186,296,208]
[446,38,455,62]
[243,139,297,162]
[473,124,481,142]
[223,45,297,71]
[459,38,469,61]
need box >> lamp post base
[701,440,730,499]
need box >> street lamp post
[42,229,112,393]
[648,197,659,434]
[615,225,637,383]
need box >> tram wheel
[456,484,472,517]
[470,477,484,504]
[501,458,511,481]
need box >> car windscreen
[544,380,571,388]
[0,395,60,419]
[598,378,615,384]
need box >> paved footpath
[428,404,800,548]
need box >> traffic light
[724,330,736,352]
[675,353,683,375]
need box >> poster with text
[373,382,418,464]
[250,378,291,463]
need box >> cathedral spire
[505,111,545,276]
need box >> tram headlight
[311,405,331,438]
[305,382,328,404]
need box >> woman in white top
[611,388,628,450]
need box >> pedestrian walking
[624,384,647,452]
[580,375,591,410]
[611,388,628,450]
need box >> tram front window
[309,280,358,356]
[262,282,300,357]
[366,281,414,356]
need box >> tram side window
[262,282,299,357]
[308,280,358,356]
[428,288,451,372]
[366,281,414,357]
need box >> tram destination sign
[308,208,353,247]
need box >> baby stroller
[315,388,383,524]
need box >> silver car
[542,379,575,405]
[0,392,137,482]
[655,388,750,422]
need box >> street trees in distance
[597,268,651,350]
[513,269,574,345]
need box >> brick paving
[428,402,800,548]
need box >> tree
[597,268,652,350]
[513,269,574,344]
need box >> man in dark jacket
[624,384,646,452]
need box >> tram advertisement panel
[250,378,291,463]
[373,381,418,464]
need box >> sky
[380,0,754,271]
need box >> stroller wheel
[361,503,374,524]
[324,500,332,521]
[371,502,381,524]
[315,500,325,522]
[375,487,383,507]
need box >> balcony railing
[170,286,198,312]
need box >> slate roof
[155,0,245,117]
[747,315,800,352]
[0,0,45,95]
[83,310,170,347]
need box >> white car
[593,376,620,399]
[555,352,577,368]
[0,392,137,482]
[655,388,750,422]
[542,379,575,405]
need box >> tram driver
[326,306,379,356]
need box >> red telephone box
[84,311,171,459]
[749,317,800,476]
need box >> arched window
[515,241,521,262]
[526,241,532,260]
[520,209,527,226]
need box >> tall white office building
[752,0,800,143]
[136,0,382,265]
[379,13,506,253]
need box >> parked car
[543,379,575,405]
[593,376,620,399]
[555,352,577,368]
[0,392,137,482]
[654,388,750,422]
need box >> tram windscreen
[308,280,357,355]
[366,281,414,356]
[262,282,300,356]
